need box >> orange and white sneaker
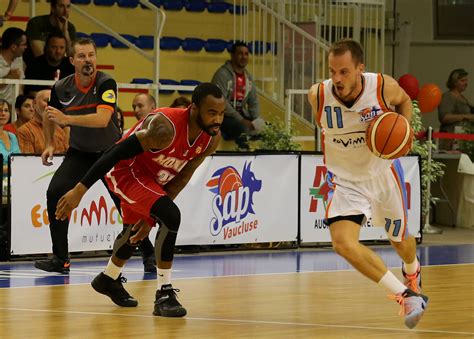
[402,263,422,293]
[389,288,429,329]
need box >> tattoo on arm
[137,114,175,151]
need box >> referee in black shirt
[34,38,155,273]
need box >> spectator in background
[4,94,34,134]
[211,41,265,149]
[25,0,76,65]
[438,68,474,150]
[0,27,27,106]
[0,0,19,26]
[24,32,75,96]
[0,98,20,175]
[170,96,191,108]
[17,89,69,154]
[132,93,156,120]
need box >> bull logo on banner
[206,162,262,239]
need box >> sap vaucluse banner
[300,155,421,243]
[172,154,299,245]
[10,155,124,255]
[10,154,299,254]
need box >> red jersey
[113,107,212,186]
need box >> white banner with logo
[10,155,123,255]
[10,154,299,254]
[300,155,421,243]
[172,154,299,245]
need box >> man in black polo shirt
[34,38,155,274]
[24,32,75,96]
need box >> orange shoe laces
[405,272,419,292]
[388,294,406,316]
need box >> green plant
[237,120,301,151]
[411,100,445,217]
[459,120,474,161]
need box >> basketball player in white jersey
[308,39,428,329]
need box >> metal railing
[230,0,385,128]
[0,79,195,121]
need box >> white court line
[2,262,473,289]
[0,306,472,336]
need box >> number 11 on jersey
[324,106,343,129]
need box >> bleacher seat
[135,35,154,49]
[140,0,161,8]
[76,32,90,39]
[162,0,183,10]
[184,0,207,12]
[116,0,139,8]
[228,4,246,15]
[110,34,137,48]
[267,42,277,54]
[181,38,205,52]
[93,0,115,6]
[207,1,229,13]
[204,39,228,53]
[132,78,154,84]
[159,37,182,50]
[178,79,201,94]
[71,0,91,4]
[159,79,180,94]
[248,41,266,55]
[90,33,113,47]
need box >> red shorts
[105,167,166,226]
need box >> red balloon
[417,83,442,113]
[398,74,419,100]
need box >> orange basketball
[366,112,413,159]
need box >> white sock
[104,258,122,280]
[378,270,407,294]
[157,268,172,289]
[403,257,419,275]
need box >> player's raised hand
[55,184,88,220]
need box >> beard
[197,113,220,136]
[82,63,95,76]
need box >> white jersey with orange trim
[316,72,392,181]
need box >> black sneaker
[34,256,70,274]
[143,255,156,273]
[91,272,138,307]
[153,284,187,317]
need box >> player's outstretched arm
[164,135,220,200]
[55,115,174,220]
[383,74,413,123]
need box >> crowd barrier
[5,153,421,257]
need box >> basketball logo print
[206,162,262,238]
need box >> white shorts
[325,159,409,242]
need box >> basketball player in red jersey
[308,39,428,329]
[55,83,225,317]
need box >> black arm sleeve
[81,134,144,189]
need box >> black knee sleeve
[113,224,140,260]
[150,196,181,262]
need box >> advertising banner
[10,155,123,255]
[300,155,421,243]
[172,154,299,245]
[10,154,300,254]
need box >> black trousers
[46,148,154,260]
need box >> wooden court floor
[0,264,473,338]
